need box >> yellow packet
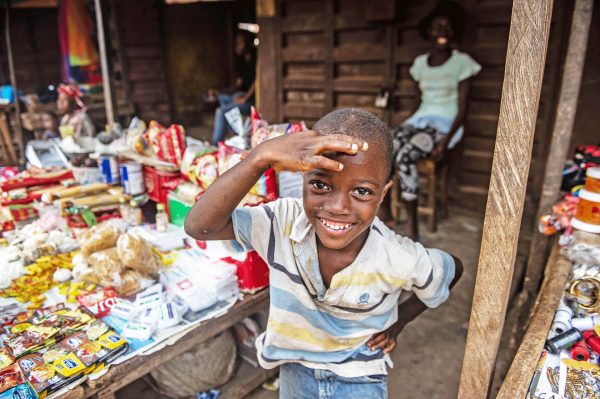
[53,352,85,377]
[98,332,126,350]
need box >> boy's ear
[381,180,393,202]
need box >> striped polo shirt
[232,198,455,378]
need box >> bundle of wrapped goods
[72,222,160,296]
[160,250,240,314]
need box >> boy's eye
[310,181,331,192]
[352,187,373,198]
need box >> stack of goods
[0,169,74,229]
[539,147,600,237]
[528,232,600,398]
[72,223,161,296]
[0,216,78,290]
[0,306,128,398]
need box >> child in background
[56,83,96,138]
[185,108,463,398]
[40,111,60,140]
[380,0,481,240]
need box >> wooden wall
[258,0,570,207]
[570,3,600,152]
[109,0,173,124]
[0,7,61,93]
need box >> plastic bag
[116,233,161,275]
[117,269,153,297]
[149,330,236,397]
[87,247,124,286]
[79,223,120,256]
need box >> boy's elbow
[184,215,206,239]
[451,256,464,287]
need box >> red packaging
[143,166,184,208]
[155,125,186,166]
[77,288,119,318]
[222,251,269,293]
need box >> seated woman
[210,31,256,145]
[56,83,96,138]
[381,0,481,240]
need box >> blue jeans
[211,92,253,145]
[279,363,388,399]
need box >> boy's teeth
[320,219,352,230]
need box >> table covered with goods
[0,108,303,398]
[501,146,600,398]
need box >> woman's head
[418,1,465,49]
[234,31,255,57]
[56,83,84,114]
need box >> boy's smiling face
[302,144,392,252]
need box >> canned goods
[99,155,120,184]
[120,163,145,195]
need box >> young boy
[185,108,463,399]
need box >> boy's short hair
[313,108,393,177]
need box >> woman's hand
[366,322,406,354]
[431,136,449,160]
[233,94,247,104]
[254,130,368,173]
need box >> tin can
[99,155,120,184]
[120,163,145,195]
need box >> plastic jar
[572,189,600,233]
[585,167,600,194]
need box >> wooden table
[76,289,272,399]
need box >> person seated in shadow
[209,30,256,145]
[379,1,481,240]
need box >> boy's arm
[367,255,463,353]
[184,130,367,242]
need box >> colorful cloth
[392,123,438,201]
[231,198,455,378]
[59,0,102,87]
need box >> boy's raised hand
[255,130,368,173]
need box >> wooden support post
[256,0,279,122]
[522,0,594,298]
[94,0,115,126]
[457,1,554,397]
[4,0,25,164]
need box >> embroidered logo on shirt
[358,293,370,305]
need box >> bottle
[129,200,143,226]
[155,203,168,232]
[119,197,129,221]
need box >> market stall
[0,105,304,398]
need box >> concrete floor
[247,208,483,399]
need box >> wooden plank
[323,0,333,110]
[282,103,325,119]
[218,361,278,399]
[4,4,24,164]
[0,113,18,165]
[522,0,594,298]
[334,45,386,62]
[457,0,555,397]
[281,46,325,62]
[257,12,280,122]
[280,15,324,33]
[497,241,571,398]
[83,290,269,398]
